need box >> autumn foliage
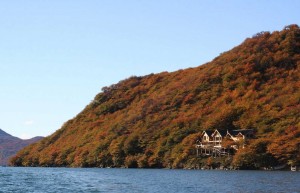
[10,25,300,169]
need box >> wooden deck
[196,144,230,157]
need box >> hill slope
[0,129,43,165]
[11,25,300,169]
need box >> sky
[0,0,299,139]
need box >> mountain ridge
[0,128,14,138]
[10,24,300,169]
[0,128,43,166]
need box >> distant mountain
[11,25,300,169]
[0,129,15,139]
[0,129,43,165]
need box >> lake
[0,167,299,193]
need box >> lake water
[0,167,299,193]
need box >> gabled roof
[202,130,214,136]
[201,129,254,138]
[212,129,227,137]
[225,131,233,138]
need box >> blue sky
[0,0,299,139]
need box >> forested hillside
[11,25,300,169]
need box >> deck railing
[196,144,230,157]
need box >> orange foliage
[10,25,300,168]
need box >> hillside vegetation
[11,25,300,169]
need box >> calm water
[0,167,299,193]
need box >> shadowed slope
[0,129,43,165]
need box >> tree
[109,137,125,166]
[267,126,300,165]
[233,138,277,169]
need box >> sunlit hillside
[11,25,300,169]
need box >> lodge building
[196,129,254,157]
